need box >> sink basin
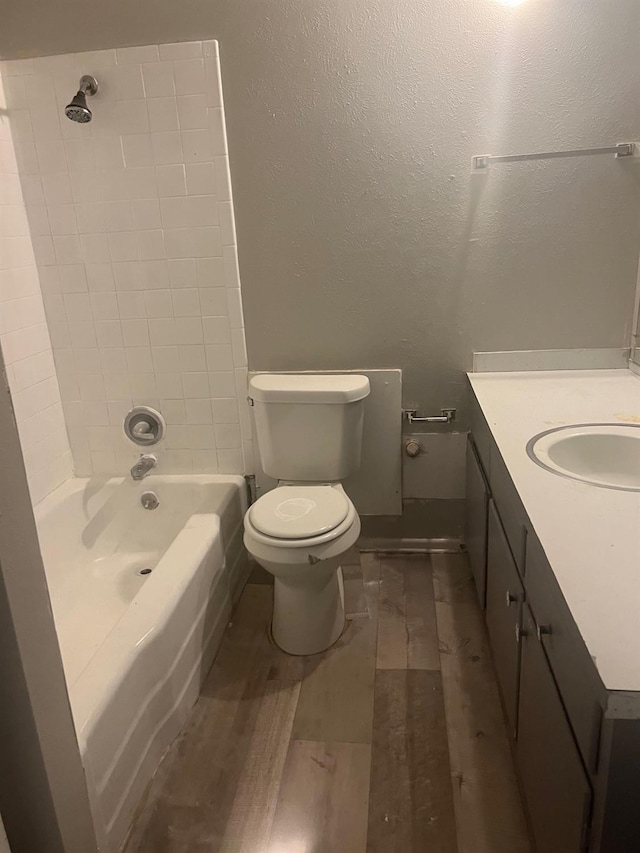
[527,424,640,492]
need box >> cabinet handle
[505,590,518,607]
[515,623,528,643]
[537,623,552,642]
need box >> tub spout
[130,454,157,481]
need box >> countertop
[468,369,640,693]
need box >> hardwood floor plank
[126,555,530,853]
[377,556,440,670]
[342,549,379,620]
[268,740,371,853]
[343,550,369,618]
[435,554,532,853]
[344,575,370,619]
[221,680,301,852]
[342,544,363,566]
[360,552,380,580]
[125,585,301,852]
[432,551,476,604]
[247,563,274,584]
[360,552,381,620]
[376,558,408,669]
[367,669,458,853]
[406,556,440,670]
[291,616,377,744]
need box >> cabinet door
[518,604,592,853]
[469,387,492,475]
[525,534,604,776]
[486,500,524,736]
[464,437,489,608]
[489,447,527,575]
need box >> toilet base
[272,566,345,655]
[243,509,360,657]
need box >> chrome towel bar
[472,142,635,172]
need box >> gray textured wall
[1,0,639,422]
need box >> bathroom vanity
[465,369,640,853]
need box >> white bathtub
[35,474,250,852]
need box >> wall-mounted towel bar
[472,142,635,172]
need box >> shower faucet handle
[124,406,165,446]
[131,421,154,442]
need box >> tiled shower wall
[1,41,251,477]
[0,75,73,504]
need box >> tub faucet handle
[130,453,158,481]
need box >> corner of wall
[0,74,73,506]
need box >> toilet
[243,373,370,655]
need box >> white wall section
[0,76,72,504]
[403,432,467,501]
[1,42,250,478]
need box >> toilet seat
[244,485,357,549]
[249,485,349,540]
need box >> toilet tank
[249,374,370,481]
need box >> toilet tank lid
[249,373,370,404]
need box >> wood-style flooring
[125,551,532,853]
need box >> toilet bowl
[243,483,360,655]
[244,372,370,655]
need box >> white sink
[528,424,640,492]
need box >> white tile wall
[1,42,252,476]
[0,76,73,504]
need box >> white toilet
[243,373,370,655]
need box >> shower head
[65,91,91,123]
[64,75,98,123]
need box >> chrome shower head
[64,75,98,123]
[65,91,91,123]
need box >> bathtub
[34,474,250,852]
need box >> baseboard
[359,537,463,554]
[360,498,465,543]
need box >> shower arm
[78,75,99,97]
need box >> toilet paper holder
[404,408,456,425]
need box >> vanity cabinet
[489,447,527,572]
[525,535,603,775]
[517,603,592,853]
[464,438,489,607]
[465,383,640,853]
[485,500,523,735]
